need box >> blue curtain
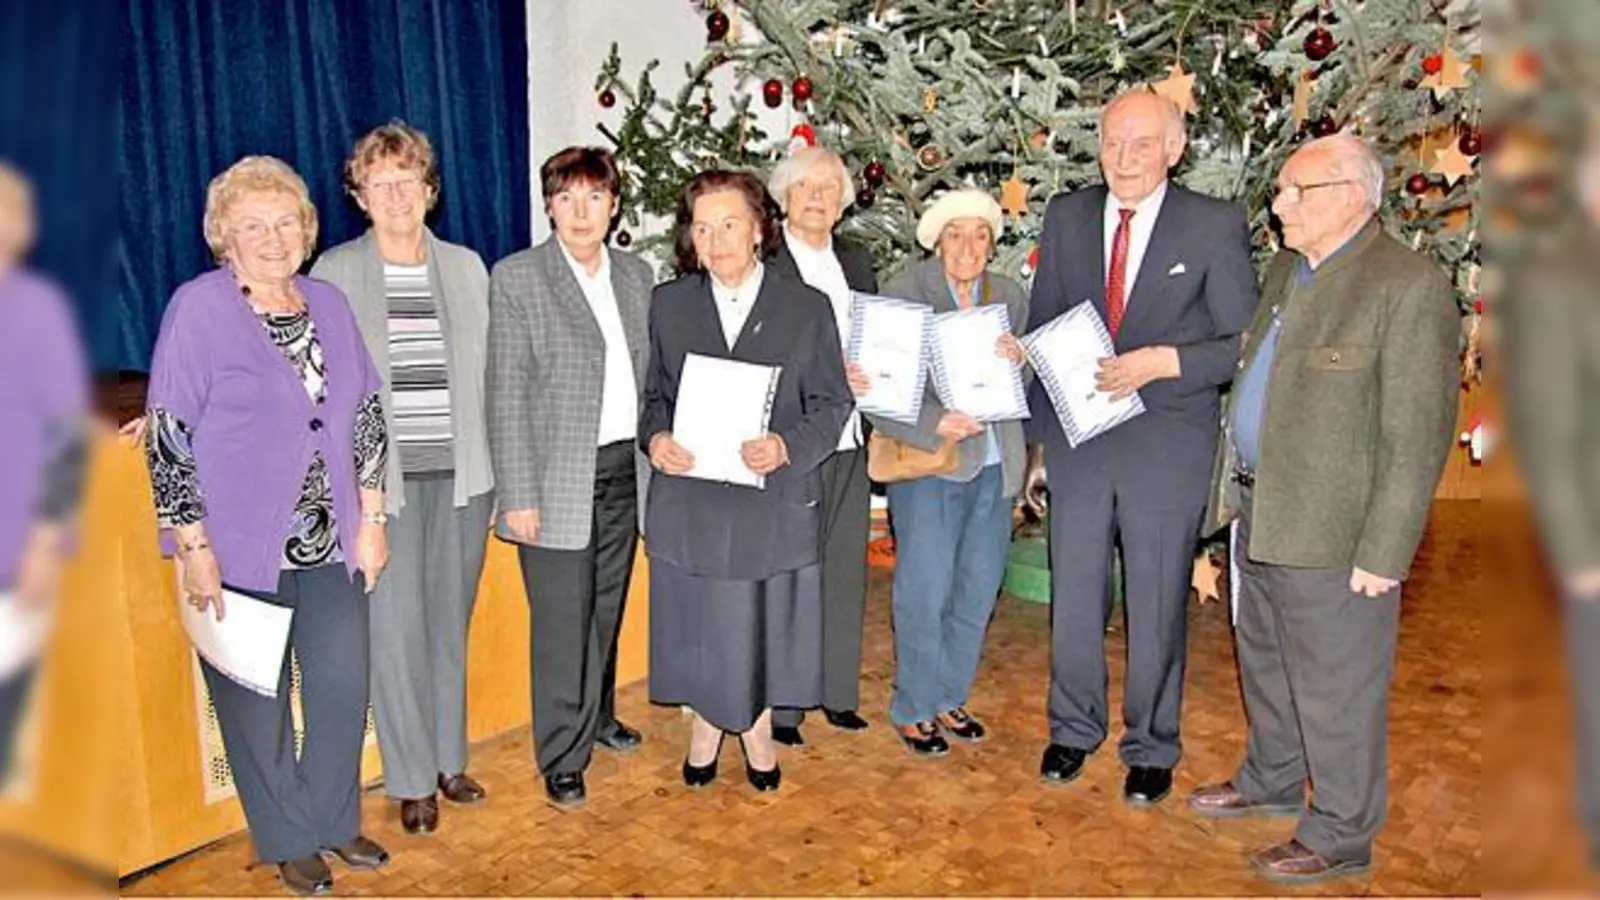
[119,0,530,372]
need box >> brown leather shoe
[1188,781,1302,819]
[438,772,486,804]
[322,835,390,871]
[1249,839,1372,885]
[276,854,332,895]
[400,795,438,834]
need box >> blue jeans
[887,464,1012,726]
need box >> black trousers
[518,441,638,776]
[774,447,870,727]
[1566,592,1600,857]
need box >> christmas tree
[597,0,1480,317]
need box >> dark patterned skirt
[648,558,823,733]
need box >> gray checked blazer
[486,236,654,550]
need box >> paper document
[847,293,932,425]
[927,305,1030,423]
[181,588,294,698]
[1021,301,1145,447]
[672,353,782,488]
[0,593,53,683]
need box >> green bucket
[1002,518,1124,607]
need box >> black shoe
[277,854,333,895]
[898,721,951,757]
[822,708,870,731]
[596,719,643,753]
[1040,744,1088,784]
[936,707,987,742]
[772,725,805,746]
[745,762,782,792]
[322,835,389,870]
[1124,766,1173,807]
[682,757,719,789]
[543,771,586,808]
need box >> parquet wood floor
[122,503,1491,896]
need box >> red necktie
[1106,207,1135,339]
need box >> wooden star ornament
[1431,142,1476,186]
[1191,553,1222,605]
[1419,46,1470,101]
[1001,175,1029,219]
[1151,62,1197,116]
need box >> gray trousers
[1565,592,1600,856]
[775,447,870,728]
[206,564,369,863]
[1231,487,1400,864]
[370,474,492,800]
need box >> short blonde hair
[203,156,319,262]
[0,160,36,261]
[767,147,851,217]
[344,120,440,210]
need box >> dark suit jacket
[768,234,879,295]
[1026,184,1259,510]
[638,270,853,581]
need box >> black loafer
[822,708,870,731]
[745,762,782,792]
[596,720,643,753]
[1124,766,1173,807]
[682,757,718,789]
[544,771,586,808]
[1040,744,1088,784]
[278,854,333,895]
[322,835,389,870]
[898,721,950,757]
[772,725,805,746]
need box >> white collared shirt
[783,228,861,450]
[1102,179,1169,304]
[709,262,764,349]
[558,241,638,446]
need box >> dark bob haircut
[539,146,622,202]
[670,169,783,275]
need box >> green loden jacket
[1203,219,1461,581]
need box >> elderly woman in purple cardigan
[144,156,391,897]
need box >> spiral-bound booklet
[927,304,1030,423]
[672,352,782,488]
[847,292,932,426]
[1021,300,1145,447]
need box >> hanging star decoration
[1419,46,1470,101]
[1291,69,1315,130]
[1001,174,1029,219]
[1431,141,1476,186]
[1191,553,1222,605]
[1150,61,1197,116]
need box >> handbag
[866,429,959,483]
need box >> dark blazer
[768,234,879,295]
[1026,184,1259,510]
[638,269,853,581]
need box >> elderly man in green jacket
[1189,135,1461,885]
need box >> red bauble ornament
[705,10,730,41]
[1405,173,1431,195]
[761,78,784,108]
[791,75,814,102]
[1303,27,1336,62]
[855,186,876,209]
[1422,54,1443,75]
[1458,128,1483,156]
[863,160,886,187]
[598,89,616,109]
[1310,115,1338,138]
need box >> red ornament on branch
[1303,27,1336,62]
[1458,128,1483,156]
[863,160,886,187]
[1405,173,1432,195]
[706,10,730,42]
[788,123,817,153]
[761,78,784,108]
[598,89,616,109]
[792,76,814,102]
[1310,115,1338,138]
[1422,54,1443,75]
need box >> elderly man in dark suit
[486,147,654,808]
[1024,90,1259,806]
[1189,135,1459,885]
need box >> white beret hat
[915,188,1004,251]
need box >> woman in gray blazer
[310,121,495,836]
[860,189,1028,757]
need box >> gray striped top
[384,262,454,474]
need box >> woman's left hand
[740,433,790,476]
[355,520,389,594]
[995,333,1026,367]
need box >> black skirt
[648,558,823,733]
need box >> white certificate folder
[1021,301,1145,448]
[927,304,1030,423]
[181,588,294,698]
[672,352,782,489]
[847,292,932,426]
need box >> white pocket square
[1168,262,1187,276]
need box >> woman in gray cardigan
[859,190,1029,757]
[310,121,494,836]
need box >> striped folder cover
[927,304,1030,423]
[1021,301,1145,448]
[847,292,933,426]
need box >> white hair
[767,147,851,216]
[1303,134,1386,211]
[1099,89,1188,145]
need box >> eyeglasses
[364,174,424,198]
[232,217,304,242]
[1274,180,1359,204]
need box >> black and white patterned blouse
[147,307,387,570]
